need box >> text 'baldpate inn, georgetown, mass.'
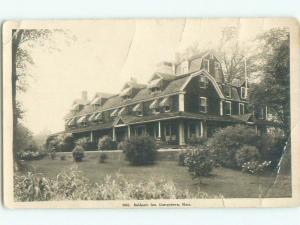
[2,18,300,208]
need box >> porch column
[90,131,93,142]
[179,120,185,145]
[203,120,207,138]
[127,125,131,138]
[112,127,116,141]
[200,121,203,137]
[158,121,161,139]
[219,100,223,116]
[179,93,185,112]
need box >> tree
[250,28,290,136]
[12,29,73,161]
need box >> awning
[94,112,103,121]
[77,115,87,123]
[67,118,76,126]
[118,107,126,116]
[132,103,142,112]
[159,97,170,107]
[149,99,159,109]
[120,87,132,97]
[110,108,119,117]
[148,78,161,88]
[90,97,101,105]
[88,113,96,122]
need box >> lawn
[18,151,292,198]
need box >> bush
[185,147,214,179]
[178,150,188,166]
[75,137,97,151]
[242,161,272,175]
[98,135,117,150]
[235,145,261,168]
[50,151,56,160]
[99,153,108,163]
[60,155,66,161]
[117,140,127,150]
[123,136,157,165]
[72,145,85,162]
[186,136,208,146]
[16,150,47,161]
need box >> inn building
[63,51,269,146]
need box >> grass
[18,151,292,198]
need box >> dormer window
[148,78,162,93]
[209,53,214,59]
[224,101,232,115]
[67,118,76,127]
[224,85,232,98]
[199,97,207,113]
[241,87,247,99]
[118,107,126,116]
[110,108,119,117]
[203,59,210,72]
[159,97,171,112]
[199,76,208,89]
[149,99,160,114]
[93,112,103,122]
[120,87,132,100]
[132,103,143,116]
[77,115,88,127]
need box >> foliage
[235,145,261,168]
[15,123,36,153]
[99,153,108,163]
[60,155,66,161]
[14,166,218,201]
[123,136,157,165]
[98,135,117,150]
[178,150,188,166]
[184,147,214,179]
[16,151,47,161]
[72,145,85,162]
[186,136,208,146]
[208,125,259,168]
[251,28,290,136]
[117,140,127,150]
[50,152,56,160]
[242,161,272,175]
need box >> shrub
[72,145,85,162]
[186,136,208,146]
[60,155,66,161]
[117,140,127,150]
[98,135,117,150]
[16,150,47,161]
[178,150,188,166]
[235,145,261,168]
[99,153,108,163]
[50,151,56,160]
[75,137,97,151]
[184,147,214,179]
[242,161,272,175]
[62,134,75,152]
[123,136,157,165]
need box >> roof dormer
[119,80,146,100]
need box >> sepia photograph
[2,18,300,208]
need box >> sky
[18,19,284,135]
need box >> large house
[63,50,269,146]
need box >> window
[152,108,160,114]
[136,111,143,117]
[199,97,207,113]
[132,103,143,116]
[164,105,171,112]
[199,76,208,88]
[224,101,231,115]
[203,59,209,72]
[241,87,247,99]
[258,107,264,119]
[209,54,214,59]
[224,85,231,98]
[150,87,161,93]
[239,103,245,115]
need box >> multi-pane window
[203,59,210,72]
[199,97,207,113]
[199,76,208,88]
[224,101,231,115]
[241,87,247,99]
[224,85,231,98]
[239,103,245,115]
